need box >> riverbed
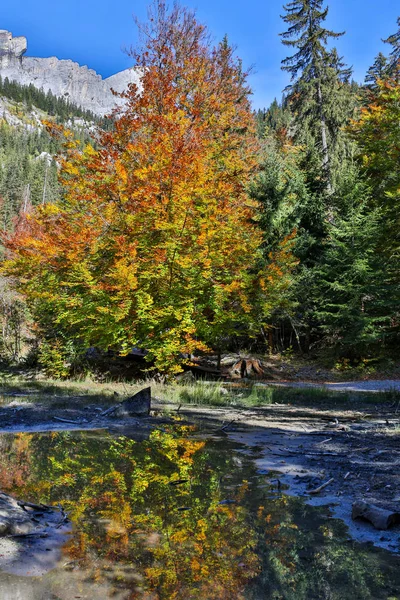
[0,420,399,599]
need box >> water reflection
[0,427,398,599]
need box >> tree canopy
[3,1,295,373]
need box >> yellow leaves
[59,473,77,486]
[63,162,80,176]
[95,306,111,314]
[115,160,128,184]
[1,0,294,374]
[110,257,138,292]
[170,530,189,544]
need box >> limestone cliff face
[0,30,27,60]
[0,30,140,115]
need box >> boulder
[111,387,151,417]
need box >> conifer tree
[280,0,351,192]
[365,52,389,91]
[383,16,400,79]
[313,169,385,353]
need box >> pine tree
[280,0,352,192]
[383,16,400,79]
[313,169,385,354]
[365,52,389,91]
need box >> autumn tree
[3,1,294,373]
[351,79,400,204]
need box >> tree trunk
[317,82,332,194]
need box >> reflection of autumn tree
[0,428,259,599]
[0,433,33,489]
[1,430,399,599]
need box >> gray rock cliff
[0,30,140,115]
[0,30,27,60]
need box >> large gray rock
[110,387,151,417]
[0,30,141,115]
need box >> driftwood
[17,500,55,512]
[308,477,334,495]
[352,501,400,530]
[53,416,88,425]
[217,419,239,433]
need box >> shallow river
[0,425,399,599]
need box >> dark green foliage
[0,78,103,233]
[252,1,397,358]
[280,0,346,86]
[312,171,384,352]
[0,122,60,230]
[0,76,98,122]
[365,53,389,90]
[254,99,291,137]
[383,16,400,78]
[250,136,307,254]
[280,0,354,193]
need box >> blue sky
[2,0,398,109]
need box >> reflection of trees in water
[0,428,259,599]
[245,493,400,600]
[0,429,399,599]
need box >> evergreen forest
[0,1,399,376]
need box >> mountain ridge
[0,29,139,116]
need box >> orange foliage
[3,2,295,372]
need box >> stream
[0,424,399,599]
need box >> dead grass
[0,371,398,411]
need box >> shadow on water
[0,424,398,599]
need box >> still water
[0,424,399,599]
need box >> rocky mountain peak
[0,30,140,116]
[0,30,27,59]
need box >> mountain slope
[0,29,140,115]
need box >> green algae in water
[0,426,398,599]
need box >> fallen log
[308,477,334,495]
[53,416,88,425]
[352,501,400,530]
[17,500,55,512]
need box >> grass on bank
[0,371,399,410]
